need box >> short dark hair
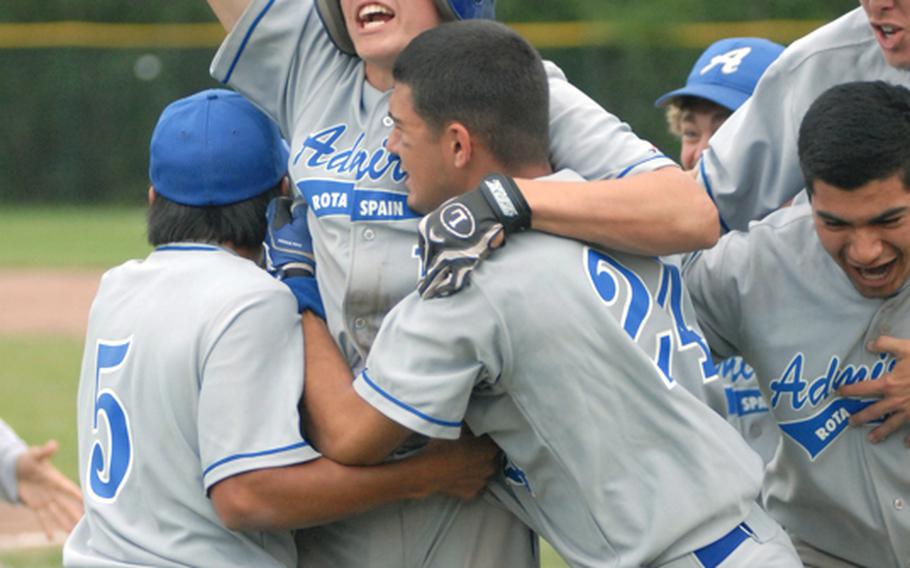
[799,81,910,193]
[392,20,550,170]
[147,184,282,248]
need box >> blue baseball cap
[149,89,289,207]
[654,37,785,111]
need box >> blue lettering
[585,249,716,389]
[295,124,408,184]
[358,199,404,218]
[740,393,768,414]
[299,124,345,168]
[871,353,888,380]
[834,361,867,389]
[656,264,717,380]
[808,357,836,405]
[719,357,755,383]
[770,354,809,410]
[503,459,532,493]
[725,387,769,416]
[779,398,875,460]
[351,190,417,221]
[327,132,365,172]
[588,252,652,341]
[769,352,898,412]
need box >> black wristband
[477,173,532,233]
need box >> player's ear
[448,122,472,170]
[147,186,157,206]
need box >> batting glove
[417,173,531,299]
[264,197,316,279]
[264,197,325,318]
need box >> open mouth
[873,23,904,49]
[851,258,897,284]
[357,3,395,30]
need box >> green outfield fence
[0,3,857,205]
[0,20,825,49]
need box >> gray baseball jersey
[0,419,26,503]
[63,244,319,568]
[683,204,910,568]
[211,0,675,373]
[712,357,780,466]
[352,172,772,567]
[211,1,674,566]
[698,7,910,231]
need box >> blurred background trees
[0,0,856,204]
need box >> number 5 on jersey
[88,338,134,502]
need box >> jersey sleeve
[353,288,507,440]
[210,0,353,137]
[680,233,752,361]
[0,419,26,503]
[544,60,677,180]
[696,52,813,232]
[198,288,319,491]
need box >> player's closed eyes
[873,216,902,227]
[820,218,848,230]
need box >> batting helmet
[315,0,496,56]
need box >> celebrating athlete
[297,20,802,568]
[63,90,500,568]
[683,81,910,568]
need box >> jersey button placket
[363,228,375,241]
[748,423,763,439]
[895,498,905,511]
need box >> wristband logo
[484,178,518,218]
[440,203,476,238]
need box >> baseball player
[63,89,500,568]
[696,0,910,232]
[202,0,720,565]
[654,37,785,466]
[683,81,910,568]
[415,1,910,299]
[298,21,801,568]
[0,419,82,539]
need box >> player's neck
[468,159,552,188]
[364,62,394,92]
[224,242,262,263]
[508,161,553,181]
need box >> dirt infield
[0,269,100,551]
[0,269,102,337]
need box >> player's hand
[264,196,315,279]
[16,439,84,540]
[420,434,500,501]
[417,173,530,299]
[839,335,910,446]
[264,197,325,317]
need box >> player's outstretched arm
[210,433,498,531]
[418,168,719,298]
[839,335,910,446]
[15,440,84,539]
[205,0,252,32]
[301,312,413,465]
[520,167,719,255]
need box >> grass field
[0,206,149,267]
[0,206,569,567]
